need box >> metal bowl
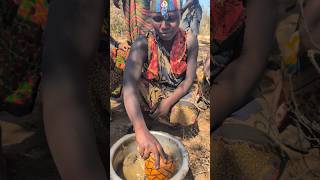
[110,131,189,180]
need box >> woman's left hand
[150,99,172,119]
[119,43,130,51]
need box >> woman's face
[149,11,181,41]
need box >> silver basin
[110,131,189,180]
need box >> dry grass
[199,10,210,36]
[110,1,126,38]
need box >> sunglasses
[150,13,180,23]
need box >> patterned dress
[0,0,48,116]
[110,0,152,97]
[122,0,152,43]
[138,29,200,126]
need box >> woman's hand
[135,129,168,169]
[150,99,172,120]
[119,43,130,51]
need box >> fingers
[123,45,130,50]
[150,103,158,114]
[140,145,164,169]
[119,44,129,51]
[142,149,151,160]
[136,133,167,170]
[138,146,145,158]
[150,109,160,119]
[152,148,161,169]
[157,143,168,163]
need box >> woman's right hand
[135,129,168,169]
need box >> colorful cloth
[122,0,152,43]
[145,29,187,80]
[211,0,246,81]
[0,0,45,116]
[212,0,245,42]
[150,0,182,12]
[276,6,320,74]
[16,0,49,29]
[110,44,130,97]
[138,30,199,126]
[111,46,129,70]
[138,79,199,126]
[275,2,320,177]
[109,0,153,96]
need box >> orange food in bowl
[144,155,176,180]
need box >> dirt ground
[110,36,211,180]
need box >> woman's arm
[123,37,167,168]
[123,37,148,135]
[42,0,107,179]
[211,0,277,131]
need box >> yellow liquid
[121,152,146,180]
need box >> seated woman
[123,0,199,168]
